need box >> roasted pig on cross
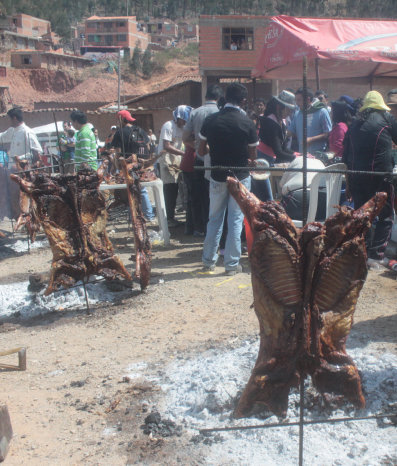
[120,158,152,290]
[11,164,131,295]
[227,177,387,418]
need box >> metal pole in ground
[302,56,308,225]
[82,278,90,313]
[117,49,121,111]
[298,377,305,466]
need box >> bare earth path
[0,218,396,465]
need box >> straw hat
[251,158,270,181]
[360,91,390,112]
[274,90,296,110]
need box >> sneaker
[202,264,215,272]
[219,248,225,256]
[193,230,205,237]
[225,264,242,276]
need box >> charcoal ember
[227,177,387,418]
[141,411,182,437]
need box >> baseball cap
[117,110,136,122]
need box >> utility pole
[117,49,121,110]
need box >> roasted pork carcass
[227,177,387,418]
[120,158,151,290]
[10,165,131,295]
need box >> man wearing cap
[111,110,150,158]
[343,90,397,264]
[111,110,154,222]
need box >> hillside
[1,61,199,111]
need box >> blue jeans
[141,187,154,220]
[202,176,251,271]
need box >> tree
[142,47,153,78]
[130,41,142,74]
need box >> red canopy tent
[252,15,397,84]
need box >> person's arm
[198,137,208,157]
[308,108,332,146]
[163,139,184,156]
[247,120,259,163]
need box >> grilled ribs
[11,165,131,295]
[227,177,387,418]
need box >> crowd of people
[155,83,397,273]
[1,83,396,273]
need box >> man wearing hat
[343,90,397,264]
[111,110,150,158]
[111,110,155,222]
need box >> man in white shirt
[0,108,42,168]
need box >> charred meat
[227,177,387,418]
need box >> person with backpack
[111,110,155,222]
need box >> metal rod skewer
[298,378,305,466]
[198,413,396,434]
[82,277,90,313]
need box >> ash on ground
[128,339,397,465]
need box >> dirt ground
[0,213,396,465]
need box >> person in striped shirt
[70,111,98,171]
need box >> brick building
[199,15,271,102]
[84,16,149,55]
[11,50,91,70]
[0,13,58,59]
[178,22,199,41]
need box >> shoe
[367,257,388,269]
[168,218,181,227]
[193,230,205,237]
[145,218,157,225]
[225,264,242,276]
[219,249,225,256]
[202,264,215,272]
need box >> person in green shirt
[70,110,98,171]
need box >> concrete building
[0,13,59,63]
[178,22,199,41]
[84,16,149,55]
[11,50,91,70]
[147,20,178,38]
[199,15,271,102]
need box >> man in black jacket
[198,83,258,275]
[343,90,397,262]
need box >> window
[117,21,126,27]
[165,24,171,31]
[88,35,95,42]
[117,34,126,42]
[22,55,32,65]
[105,35,113,45]
[104,22,113,29]
[222,27,254,51]
[188,25,193,32]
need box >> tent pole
[315,58,320,91]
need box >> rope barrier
[194,165,397,177]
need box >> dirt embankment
[28,69,77,93]
[0,61,199,110]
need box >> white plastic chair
[292,163,346,227]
